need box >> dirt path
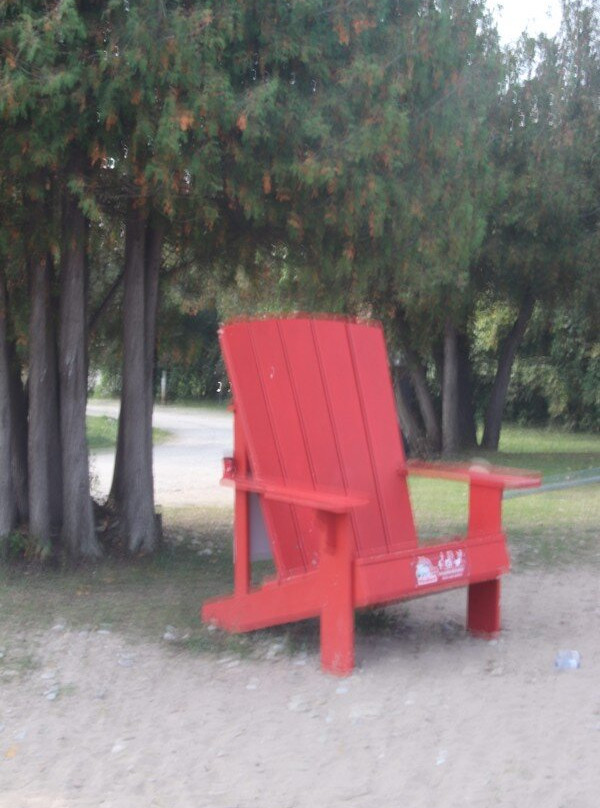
[1,568,599,807]
[87,401,234,507]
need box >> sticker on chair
[415,549,467,587]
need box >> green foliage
[473,299,600,429]
[2,0,600,443]
[220,0,504,335]
[156,308,225,401]
[509,309,600,429]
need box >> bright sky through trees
[490,0,562,42]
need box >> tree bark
[46,256,63,531]
[393,308,441,453]
[442,319,460,456]
[0,270,16,538]
[407,358,441,453]
[59,194,101,558]
[143,219,164,483]
[7,335,28,523]
[111,203,158,553]
[392,364,427,457]
[456,330,478,450]
[481,293,535,450]
[28,254,61,554]
[89,269,124,336]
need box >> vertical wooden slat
[347,322,417,551]
[220,322,303,575]
[311,319,389,557]
[221,317,418,573]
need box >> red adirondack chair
[202,316,540,675]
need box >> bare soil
[1,567,599,808]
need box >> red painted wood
[319,513,355,675]
[467,579,502,636]
[233,412,250,596]
[311,319,390,557]
[468,484,504,536]
[407,460,541,489]
[204,315,541,675]
[224,475,367,512]
[221,322,305,575]
[353,535,509,608]
[346,321,417,551]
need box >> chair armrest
[406,460,541,490]
[222,474,368,514]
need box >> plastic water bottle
[554,650,581,670]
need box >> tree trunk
[481,293,535,450]
[28,254,61,554]
[46,256,63,530]
[143,219,164,489]
[393,308,441,453]
[442,319,460,456]
[456,331,478,450]
[392,365,427,457]
[59,194,101,558]
[0,270,16,538]
[7,335,28,523]
[111,203,158,553]
[407,358,441,453]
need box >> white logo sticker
[415,549,467,587]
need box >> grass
[87,414,170,450]
[409,424,600,569]
[477,424,600,477]
[0,424,598,662]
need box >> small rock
[117,654,136,668]
[436,750,447,766]
[40,670,58,681]
[265,642,285,660]
[246,681,258,691]
[163,626,177,642]
[111,742,125,754]
[51,624,66,632]
[45,690,58,701]
[335,684,349,695]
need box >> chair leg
[319,513,355,676]
[467,578,501,636]
[321,592,355,675]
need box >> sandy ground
[1,568,599,808]
[5,403,596,804]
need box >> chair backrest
[220,316,417,577]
